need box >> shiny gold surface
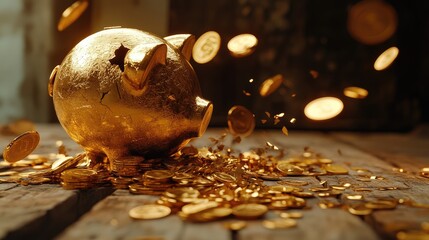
[129,204,171,220]
[49,28,212,165]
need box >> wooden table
[1,124,428,240]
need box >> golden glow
[374,47,399,71]
[227,34,258,57]
[343,87,369,99]
[304,97,344,121]
[192,31,221,64]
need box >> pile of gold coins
[2,127,429,236]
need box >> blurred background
[0,0,427,131]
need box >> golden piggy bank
[49,28,213,167]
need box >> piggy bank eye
[109,44,130,72]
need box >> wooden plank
[0,124,115,240]
[58,129,385,240]
[330,125,429,172]
[57,190,193,240]
[0,184,114,240]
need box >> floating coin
[259,74,284,97]
[192,31,221,64]
[343,87,369,99]
[347,0,397,45]
[304,97,344,121]
[374,46,399,71]
[58,0,89,31]
[227,105,255,137]
[232,203,268,219]
[262,218,297,229]
[3,131,40,163]
[129,204,171,220]
[227,33,258,57]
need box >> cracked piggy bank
[49,28,213,166]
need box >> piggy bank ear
[122,43,167,96]
[164,34,195,61]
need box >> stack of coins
[110,176,134,189]
[142,170,175,192]
[157,187,201,212]
[60,168,98,189]
[111,156,144,177]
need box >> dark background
[169,0,429,131]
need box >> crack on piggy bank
[109,44,130,72]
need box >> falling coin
[223,221,247,231]
[57,0,89,31]
[227,105,255,137]
[259,74,284,97]
[129,204,171,220]
[374,46,399,71]
[343,86,369,99]
[227,33,258,57]
[347,0,397,45]
[304,97,344,121]
[3,131,40,163]
[192,31,221,64]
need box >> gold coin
[144,170,173,181]
[227,33,258,58]
[365,199,397,210]
[304,97,344,121]
[374,46,399,71]
[397,231,429,240]
[181,201,218,215]
[420,168,429,178]
[259,74,284,97]
[324,164,348,175]
[129,204,171,220]
[223,221,247,231]
[57,0,89,31]
[280,212,303,219]
[347,204,372,216]
[3,131,40,163]
[227,105,255,137]
[262,218,297,229]
[192,31,221,64]
[343,86,369,99]
[277,179,309,186]
[232,203,268,219]
[347,0,397,45]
